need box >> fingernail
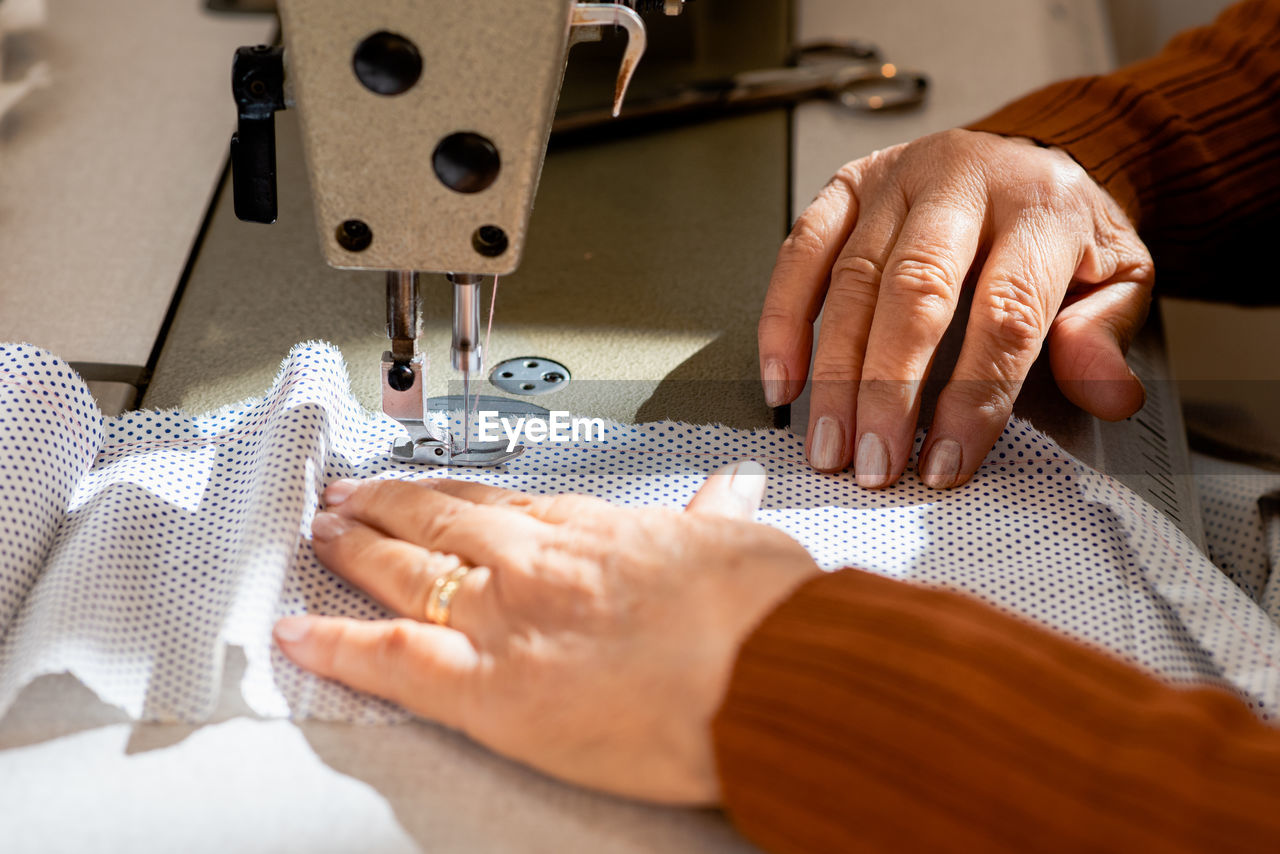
[809,416,845,471]
[922,439,961,489]
[1130,370,1147,409]
[728,461,766,511]
[274,616,310,644]
[763,359,788,407]
[855,432,889,489]
[311,511,348,543]
[324,478,360,506]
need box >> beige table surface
[0,0,270,368]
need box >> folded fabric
[1191,452,1280,621]
[1,342,1277,724]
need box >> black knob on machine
[230,45,287,225]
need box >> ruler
[1081,314,1206,550]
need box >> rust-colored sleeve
[968,0,1280,302]
[712,570,1280,853]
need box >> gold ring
[425,564,472,627]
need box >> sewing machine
[229,0,680,467]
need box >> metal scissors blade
[552,39,928,142]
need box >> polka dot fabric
[1190,453,1280,623]
[1,342,1278,724]
[0,345,102,641]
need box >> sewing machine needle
[462,368,471,453]
[449,273,484,456]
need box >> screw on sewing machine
[472,225,509,258]
[336,219,373,252]
[387,362,415,392]
[352,31,423,96]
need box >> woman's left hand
[274,463,820,805]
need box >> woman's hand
[760,129,1154,488]
[274,464,820,805]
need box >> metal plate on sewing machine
[426,395,551,421]
[489,357,571,396]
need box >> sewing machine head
[230,0,682,465]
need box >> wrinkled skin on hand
[759,129,1154,488]
[274,463,820,805]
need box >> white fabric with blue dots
[2,341,1278,724]
[1191,453,1280,626]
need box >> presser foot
[390,433,525,467]
[388,414,524,467]
[383,351,524,468]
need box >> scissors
[552,40,929,142]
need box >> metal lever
[570,3,647,117]
[230,44,287,224]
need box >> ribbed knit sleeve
[712,570,1280,853]
[968,0,1280,303]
